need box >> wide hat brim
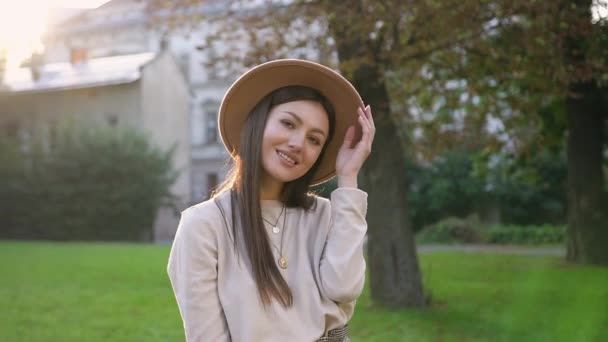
[218,59,364,185]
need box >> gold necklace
[262,205,285,234]
[263,204,288,269]
[277,206,288,269]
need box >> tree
[563,0,608,264]
[380,0,608,264]
[449,0,608,264]
[148,0,608,311]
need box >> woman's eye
[281,120,294,129]
[308,137,321,145]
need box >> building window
[191,171,205,203]
[191,171,219,203]
[203,101,219,144]
[206,110,218,144]
[191,109,204,146]
[207,173,218,197]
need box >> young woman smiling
[167,59,375,342]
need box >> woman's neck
[260,178,283,200]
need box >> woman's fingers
[365,105,375,131]
[342,125,355,148]
[357,112,372,154]
[358,106,370,129]
[358,108,368,130]
[360,106,374,141]
[359,105,375,137]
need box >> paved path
[417,244,565,256]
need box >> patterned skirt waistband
[316,325,349,342]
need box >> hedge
[416,216,565,245]
[1,121,177,241]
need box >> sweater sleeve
[167,206,231,342]
[319,188,368,303]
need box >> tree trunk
[566,81,607,265]
[563,0,608,265]
[368,108,426,308]
[326,24,427,306]
[354,65,426,307]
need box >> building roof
[47,1,227,37]
[47,8,86,26]
[1,52,156,95]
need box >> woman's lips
[277,150,297,167]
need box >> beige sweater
[167,188,368,342]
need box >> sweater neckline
[261,199,284,209]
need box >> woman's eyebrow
[283,111,327,137]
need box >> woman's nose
[287,133,304,151]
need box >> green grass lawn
[1,241,607,341]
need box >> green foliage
[486,224,566,245]
[416,216,485,244]
[417,220,565,245]
[407,149,487,231]
[1,121,177,241]
[0,136,27,231]
[407,147,567,231]
[483,150,567,225]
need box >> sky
[0,0,112,70]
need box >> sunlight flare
[0,0,111,70]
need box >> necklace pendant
[272,226,280,234]
[278,256,288,269]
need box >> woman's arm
[318,104,374,302]
[167,206,231,342]
[318,188,368,303]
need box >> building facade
[43,0,233,212]
[0,51,191,241]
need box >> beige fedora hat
[218,59,364,185]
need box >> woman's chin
[269,171,306,184]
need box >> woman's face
[260,100,329,191]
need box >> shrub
[1,121,177,241]
[0,136,27,232]
[407,148,567,231]
[486,224,565,245]
[407,149,487,232]
[417,218,565,245]
[416,216,485,244]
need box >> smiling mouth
[277,150,298,165]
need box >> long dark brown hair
[213,86,336,307]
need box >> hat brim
[218,59,364,185]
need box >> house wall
[0,72,189,242]
[42,2,237,213]
[0,83,141,142]
[140,52,192,241]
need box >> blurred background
[1,0,607,341]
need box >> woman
[167,59,375,342]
